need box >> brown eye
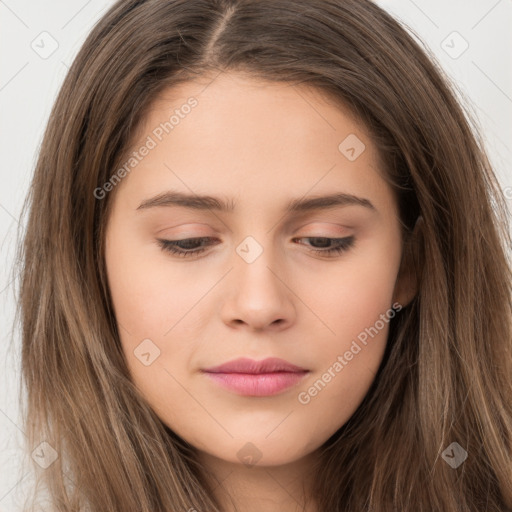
[292,236,355,256]
[156,237,217,258]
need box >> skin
[104,72,417,512]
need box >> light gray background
[1,0,511,509]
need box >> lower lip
[202,371,309,396]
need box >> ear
[392,215,423,308]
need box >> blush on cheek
[319,283,396,378]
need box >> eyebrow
[136,190,376,214]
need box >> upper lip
[202,357,308,374]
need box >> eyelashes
[156,236,355,259]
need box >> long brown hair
[14,0,512,510]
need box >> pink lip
[201,357,309,396]
[203,357,307,374]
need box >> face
[104,72,411,469]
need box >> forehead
[111,72,395,219]
[143,72,367,139]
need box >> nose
[219,242,297,332]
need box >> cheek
[105,231,209,338]
[105,235,204,420]
[304,236,400,346]
[292,239,400,419]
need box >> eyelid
[155,223,215,236]
[295,221,353,234]
[157,221,352,236]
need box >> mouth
[201,357,310,397]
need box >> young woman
[15,0,512,510]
